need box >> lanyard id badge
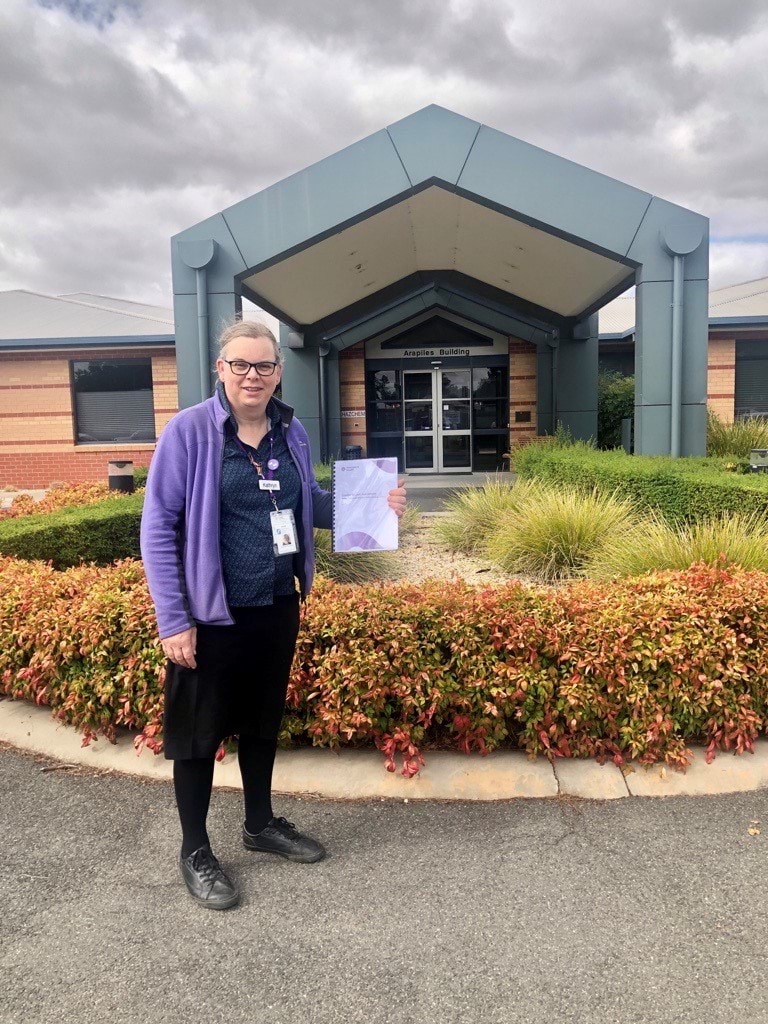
[233,431,298,555]
[271,509,299,556]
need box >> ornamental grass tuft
[313,503,421,583]
[588,509,768,579]
[433,476,537,554]
[707,410,768,459]
[485,484,637,581]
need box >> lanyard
[232,432,280,512]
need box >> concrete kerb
[4,698,768,801]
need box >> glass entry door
[403,369,472,472]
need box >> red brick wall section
[509,336,537,442]
[339,342,367,454]
[0,347,176,488]
[707,337,736,422]
[0,449,156,489]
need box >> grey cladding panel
[635,404,672,455]
[173,291,205,410]
[171,213,248,295]
[681,403,707,456]
[458,126,651,257]
[681,278,709,406]
[635,280,673,406]
[387,105,480,186]
[222,131,412,270]
[626,197,709,284]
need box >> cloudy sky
[1,0,767,308]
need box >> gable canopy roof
[173,104,707,339]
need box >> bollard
[108,460,135,493]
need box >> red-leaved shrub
[0,557,766,774]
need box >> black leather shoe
[243,816,326,863]
[179,846,239,909]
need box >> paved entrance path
[3,743,768,1024]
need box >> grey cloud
[668,0,767,39]
[1,0,767,302]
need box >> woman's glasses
[223,358,279,377]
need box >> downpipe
[195,267,210,401]
[670,254,684,458]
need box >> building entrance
[403,368,472,472]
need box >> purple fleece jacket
[140,393,332,640]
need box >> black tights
[173,734,278,858]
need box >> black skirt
[162,595,300,760]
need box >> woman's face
[216,335,283,421]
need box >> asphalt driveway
[2,743,768,1024]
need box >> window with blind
[71,359,156,443]
[735,342,768,419]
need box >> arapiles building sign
[365,335,509,361]
[401,347,470,358]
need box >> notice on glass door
[332,458,399,553]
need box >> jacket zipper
[286,435,310,600]
[215,433,235,623]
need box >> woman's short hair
[218,319,282,364]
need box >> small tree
[597,371,634,450]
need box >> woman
[140,320,406,910]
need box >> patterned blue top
[217,384,302,607]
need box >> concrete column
[279,344,322,459]
[172,288,239,406]
[634,281,709,456]
[555,314,598,441]
[172,222,244,409]
[630,211,708,456]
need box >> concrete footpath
[4,697,768,800]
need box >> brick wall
[707,337,736,423]
[339,342,367,455]
[151,352,179,435]
[509,336,537,442]
[0,347,177,487]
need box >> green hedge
[0,492,144,567]
[513,442,768,522]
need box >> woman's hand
[387,479,407,518]
[161,626,198,669]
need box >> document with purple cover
[332,458,399,553]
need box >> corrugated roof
[0,289,174,341]
[598,294,635,335]
[599,276,768,337]
[58,292,176,323]
[3,278,764,346]
[708,276,768,317]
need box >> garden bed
[1,555,765,776]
